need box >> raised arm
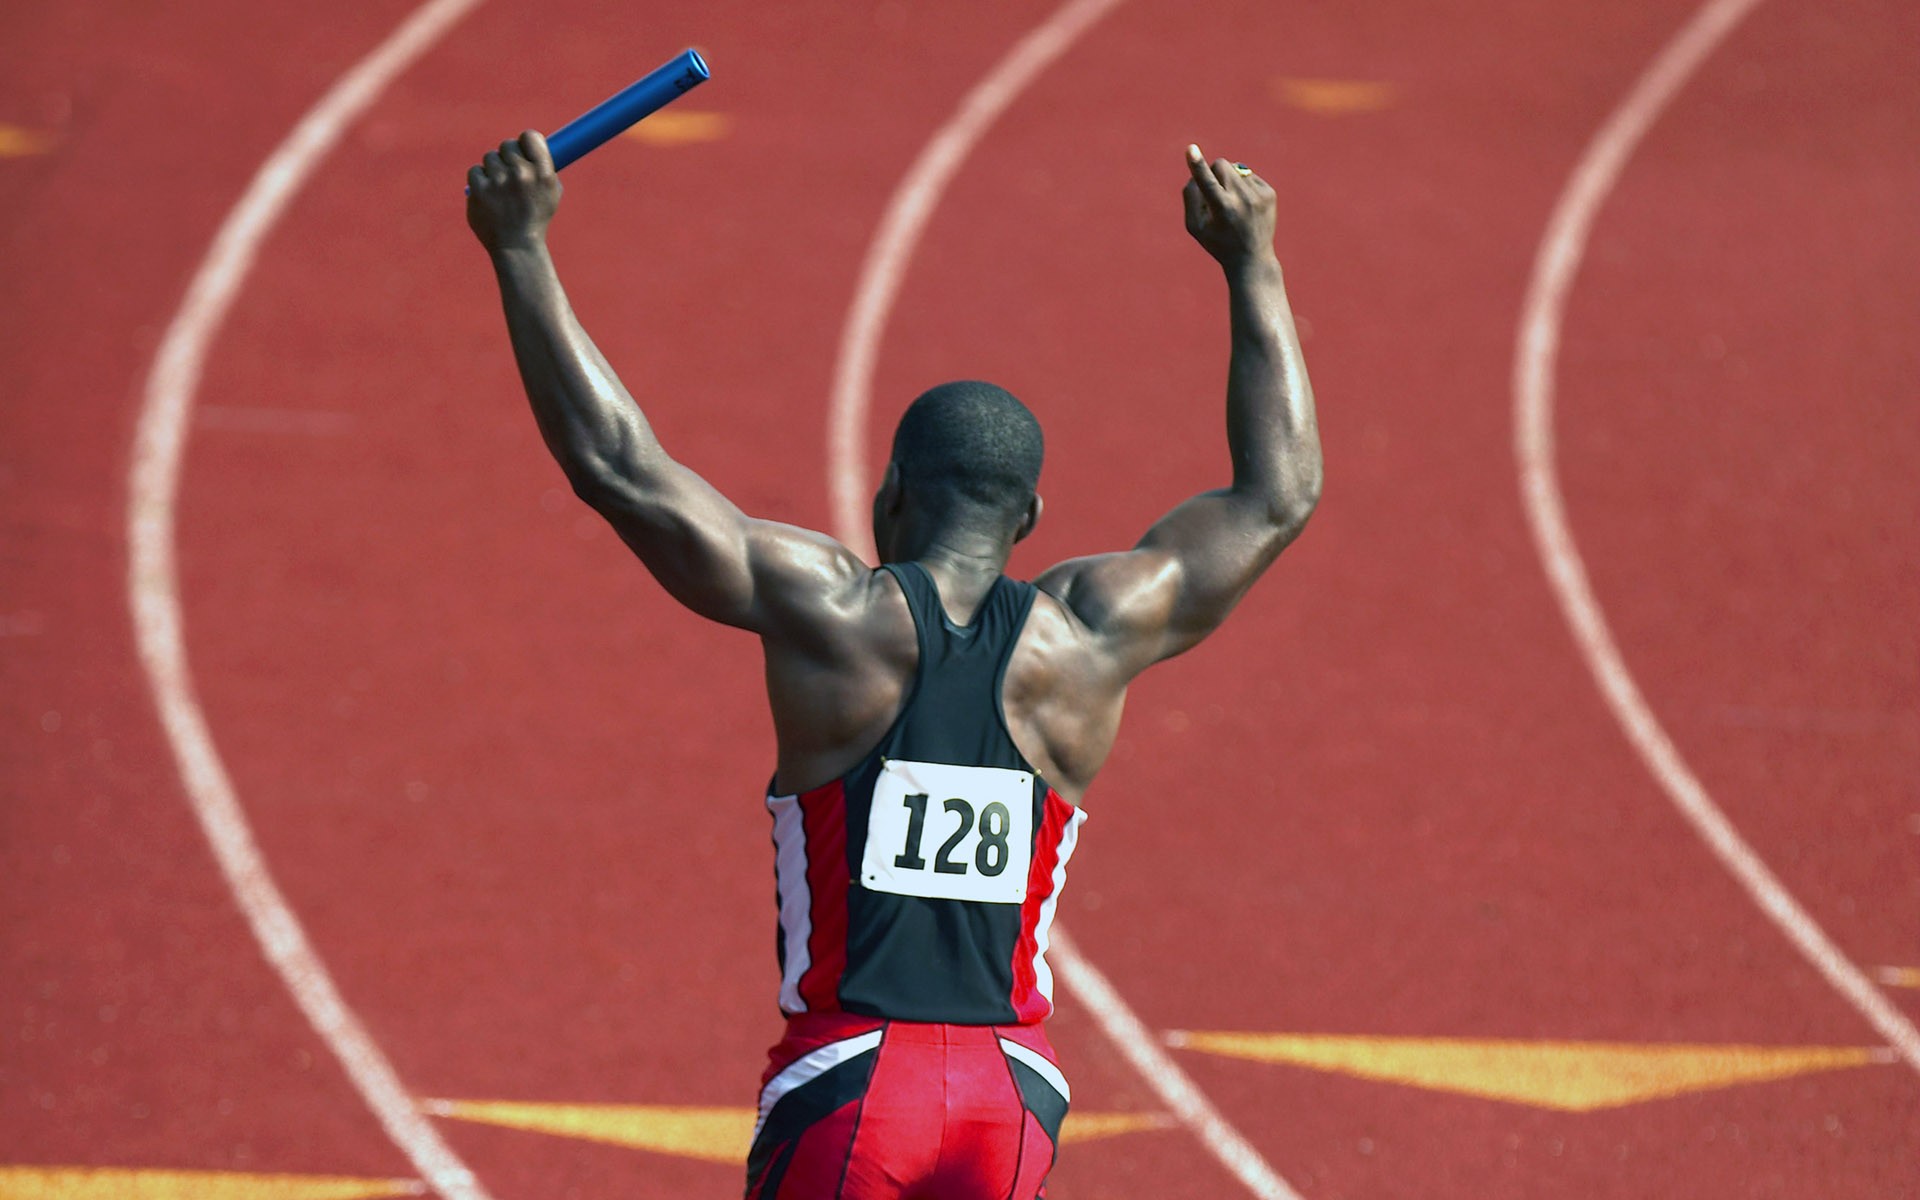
[466,132,867,634]
[1037,145,1322,674]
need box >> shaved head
[890,381,1043,526]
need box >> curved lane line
[127,1,496,1197]
[823,2,1304,1195]
[1512,0,1920,1074]
[1048,928,1303,1199]
[827,0,1121,562]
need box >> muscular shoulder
[1032,550,1181,672]
[761,558,916,792]
[749,522,886,635]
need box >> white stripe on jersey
[766,791,813,1014]
[752,1029,885,1141]
[1029,806,1087,1006]
[998,1036,1072,1103]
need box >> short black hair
[891,381,1043,523]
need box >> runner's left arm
[467,133,869,633]
[1035,147,1320,675]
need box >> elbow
[1272,495,1317,540]
[1268,462,1322,536]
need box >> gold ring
[1234,162,1253,175]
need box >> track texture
[3,0,1915,1197]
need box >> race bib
[861,759,1034,904]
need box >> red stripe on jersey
[796,780,849,1011]
[1010,788,1073,1022]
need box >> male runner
[467,131,1321,1199]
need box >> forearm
[489,241,667,495]
[1222,253,1321,524]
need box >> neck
[905,530,1009,573]
[897,523,1010,626]
[890,511,1012,577]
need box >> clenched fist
[1181,144,1276,269]
[467,130,562,252]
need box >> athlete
[467,130,1321,1198]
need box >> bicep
[580,461,867,634]
[1044,488,1297,672]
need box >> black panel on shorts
[1006,1056,1069,1149]
[745,1050,879,1194]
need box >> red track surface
[4,0,1916,1197]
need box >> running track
[3,0,1916,1197]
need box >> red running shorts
[745,1013,1068,1199]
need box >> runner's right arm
[467,132,870,636]
[1036,145,1321,675]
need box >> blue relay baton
[546,48,710,170]
[468,48,710,190]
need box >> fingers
[517,129,555,174]
[1181,142,1278,264]
[1181,177,1207,233]
[1185,143,1227,206]
[1187,144,1275,214]
[1188,143,1274,211]
[498,138,537,181]
[1228,163,1272,203]
[473,132,554,191]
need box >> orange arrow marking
[422,1098,1168,1162]
[620,111,732,147]
[0,1167,420,1200]
[1167,1031,1889,1111]
[1270,78,1396,115]
[0,124,58,157]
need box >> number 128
[892,793,1012,878]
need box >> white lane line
[1512,0,1920,1075]
[126,1,494,1197]
[1051,929,1304,1200]
[826,0,1125,561]
[822,2,1303,1195]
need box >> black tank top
[765,562,1088,1024]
